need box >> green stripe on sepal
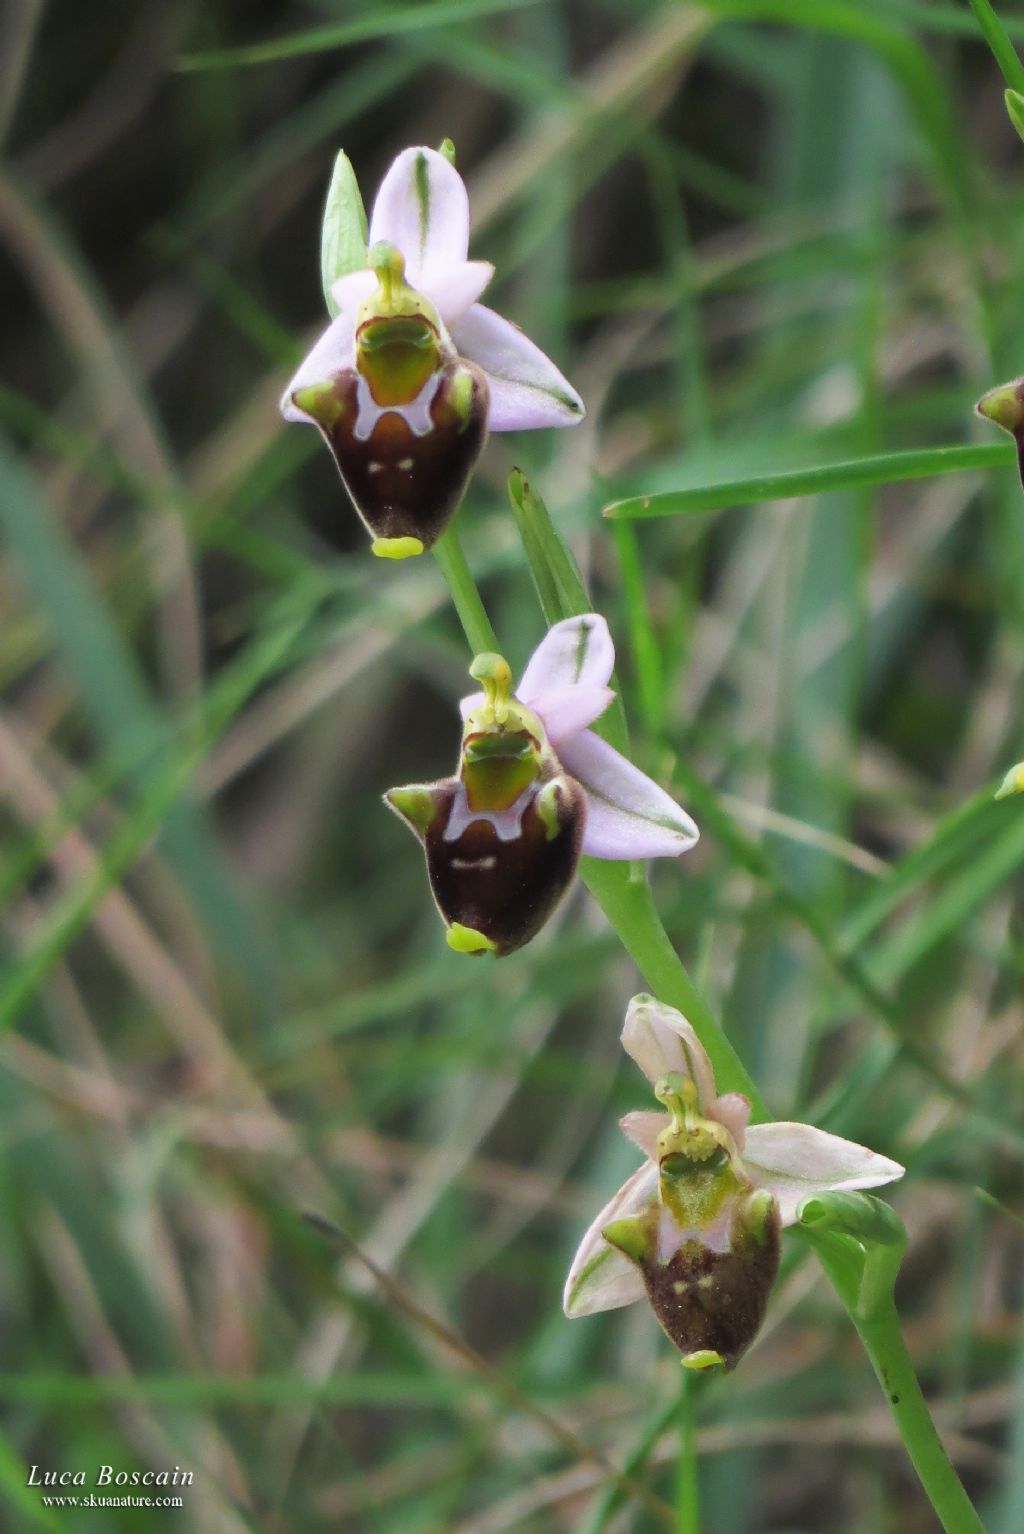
[414,151,430,264]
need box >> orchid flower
[385,615,698,956]
[281,145,585,559]
[563,995,904,1370]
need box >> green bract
[320,150,369,316]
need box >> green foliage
[1,1,1023,1530]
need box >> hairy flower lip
[385,768,588,956]
[563,994,905,1322]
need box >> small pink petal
[618,1109,666,1159]
[459,679,610,747]
[280,313,355,421]
[449,303,585,429]
[563,1160,656,1318]
[620,995,718,1108]
[369,146,470,288]
[711,1092,750,1152]
[558,731,698,860]
[334,261,491,327]
[426,260,494,323]
[742,1122,905,1228]
[518,614,614,699]
[530,683,614,747]
[459,689,486,723]
[331,268,377,320]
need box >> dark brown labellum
[391,772,587,956]
[302,360,489,548]
[637,1198,780,1369]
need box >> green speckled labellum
[603,1076,782,1370]
[605,1182,780,1370]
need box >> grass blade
[178,0,547,71]
[603,443,1011,519]
[967,0,1024,94]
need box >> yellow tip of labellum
[681,1350,725,1372]
[371,536,425,560]
[445,923,497,955]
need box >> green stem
[432,500,984,1534]
[813,1240,987,1534]
[435,508,765,1107]
[581,859,768,1118]
[432,526,497,655]
[675,1370,699,1534]
[968,0,1024,95]
[579,1395,678,1534]
[853,1310,986,1533]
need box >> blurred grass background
[2,0,1024,1529]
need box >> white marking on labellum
[353,371,441,443]
[367,461,383,474]
[450,855,498,870]
[443,782,531,844]
[397,457,414,470]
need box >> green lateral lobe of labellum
[603,443,1015,521]
[321,150,369,316]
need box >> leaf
[177,0,548,70]
[507,471,630,757]
[603,443,1013,521]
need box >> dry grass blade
[303,1213,677,1527]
